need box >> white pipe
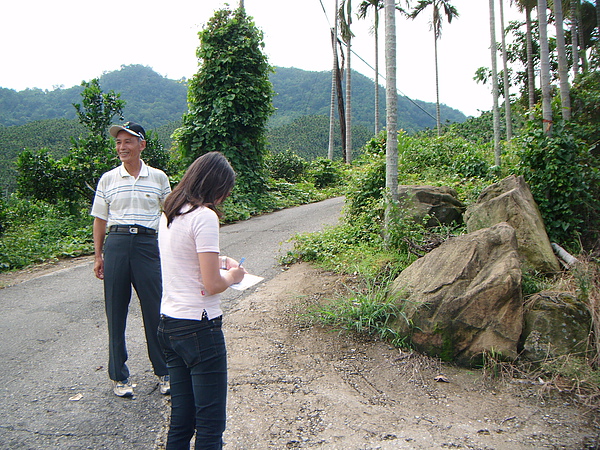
[551,242,579,268]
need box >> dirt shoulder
[3,258,599,449]
[223,262,599,449]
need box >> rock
[398,185,465,227]
[464,175,560,273]
[521,291,592,362]
[389,222,523,366]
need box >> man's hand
[92,217,107,280]
[94,257,104,280]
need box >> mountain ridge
[0,65,467,193]
[0,64,466,131]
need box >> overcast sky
[1,0,525,117]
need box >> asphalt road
[0,196,344,449]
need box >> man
[91,121,170,397]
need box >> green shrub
[398,132,492,180]
[0,197,92,271]
[265,149,307,182]
[517,122,600,249]
[306,157,343,188]
[570,71,600,145]
[345,151,386,219]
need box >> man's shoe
[113,379,134,397]
[159,375,170,395]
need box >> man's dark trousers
[103,231,168,382]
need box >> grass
[304,269,412,349]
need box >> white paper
[220,270,264,291]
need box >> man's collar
[118,160,149,177]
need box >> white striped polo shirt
[91,161,171,231]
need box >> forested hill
[0,65,187,129]
[270,67,466,132]
[0,64,466,132]
[0,65,467,193]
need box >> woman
[157,152,246,449]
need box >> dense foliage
[0,1,598,280]
[175,7,275,198]
[517,121,600,250]
[267,115,372,161]
[0,119,86,195]
[16,80,125,207]
[15,80,170,209]
[0,197,92,271]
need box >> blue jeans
[158,315,227,450]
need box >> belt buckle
[129,227,138,234]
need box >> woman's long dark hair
[163,152,236,226]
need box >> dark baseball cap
[109,122,146,140]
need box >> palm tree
[578,1,590,72]
[553,0,571,119]
[358,0,384,135]
[566,1,595,75]
[537,0,553,135]
[570,0,580,78]
[489,0,501,166]
[596,0,600,36]
[339,0,354,163]
[409,0,459,136]
[513,0,537,119]
[328,0,340,160]
[384,0,398,242]
[499,0,512,140]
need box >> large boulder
[464,175,560,273]
[389,222,523,366]
[398,185,465,227]
[521,291,593,362]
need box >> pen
[238,257,246,267]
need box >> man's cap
[109,122,146,140]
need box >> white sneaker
[159,375,170,395]
[113,379,134,397]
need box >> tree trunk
[384,0,398,242]
[489,0,501,166]
[374,9,380,135]
[434,31,441,137]
[597,0,600,36]
[525,5,536,120]
[336,58,346,156]
[328,30,337,160]
[553,0,571,119]
[538,0,553,135]
[499,0,512,140]
[328,0,339,160]
[345,37,352,164]
[579,6,588,72]
[571,0,579,78]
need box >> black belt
[108,225,156,235]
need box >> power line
[317,0,332,28]
[314,0,437,122]
[349,47,437,122]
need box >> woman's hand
[199,253,247,295]
[227,266,246,284]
